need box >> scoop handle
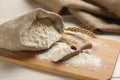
[78,42,92,51]
[54,42,92,63]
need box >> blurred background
[0,0,120,80]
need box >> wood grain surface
[0,38,120,80]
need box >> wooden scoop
[53,41,92,62]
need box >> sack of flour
[0,8,64,51]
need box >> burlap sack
[35,0,120,33]
[0,8,64,51]
[91,0,120,18]
[69,9,120,33]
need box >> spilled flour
[36,42,101,67]
[64,51,101,67]
[20,18,62,50]
[36,42,74,62]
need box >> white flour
[36,41,101,67]
[64,51,101,67]
[20,18,62,50]
[36,42,74,61]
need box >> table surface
[0,0,120,80]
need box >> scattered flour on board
[64,51,101,67]
[36,42,101,67]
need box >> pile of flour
[36,41,101,67]
[36,42,74,61]
[20,18,62,50]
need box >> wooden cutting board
[0,38,120,80]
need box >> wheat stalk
[64,27,97,38]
